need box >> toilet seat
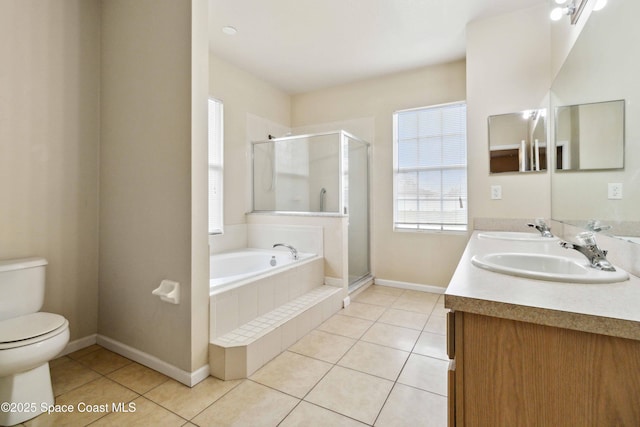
[0,312,68,350]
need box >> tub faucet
[527,219,554,238]
[559,232,616,271]
[273,243,298,260]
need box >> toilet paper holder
[152,280,180,304]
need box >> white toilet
[0,257,69,426]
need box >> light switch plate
[608,183,623,200]
[491,185,502,200]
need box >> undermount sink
[471,252,629,283]
[478,231,558,242]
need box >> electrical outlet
[608,183,623,199]
[491,185,502,200]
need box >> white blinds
[208,98,224,234]
[393,102,467,231]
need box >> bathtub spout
[273,243,299,260]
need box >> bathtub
[209,248,327,341]
[209,248,316,294]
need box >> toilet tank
[0,257,48,321]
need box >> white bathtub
[209,248,315,294]
[209,248,326,341]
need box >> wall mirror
[555,100,624,171]
[488,109,547,174]
[551,0,640,241]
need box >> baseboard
[374,278,445,294]
[59,334,98,356]
[96,335,210,387]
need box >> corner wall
[99,0,209,375]
[0,0,101,341]
[466,4,552,224]
[291,62,468,287]
[209,55,291,229]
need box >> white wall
[0,0,100,341]
[550,0,639,223]
[209,55,291,229]
[99,0,209,374]
[466,4,552,224]
[292,62,468,287]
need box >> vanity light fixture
[551,0,604,24]
[550,0,576,22]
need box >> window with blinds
[208,98,224,234]
[393,102,467,232]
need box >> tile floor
[21,285,449,426]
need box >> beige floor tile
[26,377,138,427]
[317,314,373,339]
[430,299,450,317]
[338,341,409,381]
[76,348,132,375]
[91,396,185,427]
[305,366,393,425]
[398,290,441,303]
[360,323,420,352]
[288,330,356,363]
[391,296,437,314]
[378,308,428,330]
[192,380,298,426]
[397,354,448,396]
[366,285,404,296]
[375,383,447,427]
[66,344,102,360]
[424,315,447,335]
[107,362,170,394]
[145,377,241,420]
[353,289,399,307]
[414,331,448,360]
[340,301,387,321]
[250,351,332,398]
[50,357,101,396]
[280,401,368,427]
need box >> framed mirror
[488,109,547,174]
[551,0,640,240]
[555,100,624,171]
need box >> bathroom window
[393,102,467,232]
[208,98,224,234]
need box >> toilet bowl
[0,258,70,426]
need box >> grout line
[50,290,447,426]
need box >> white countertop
[444,231,640,340]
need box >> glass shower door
[346,134,370,287]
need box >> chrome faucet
[527,218,554,238]
[273,243,298,260]
[559,232,616,271]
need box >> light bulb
[593,0,607,11]
[550,7,564,21]
[554,0,567,4]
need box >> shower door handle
[320,188,327,212]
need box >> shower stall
[252,130,371,288]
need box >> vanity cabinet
[447,310,640,427]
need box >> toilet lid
[0,312,67,344]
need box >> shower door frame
[250,130,372,288]
[341,132,372,289]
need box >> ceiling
[209,0,546,94]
